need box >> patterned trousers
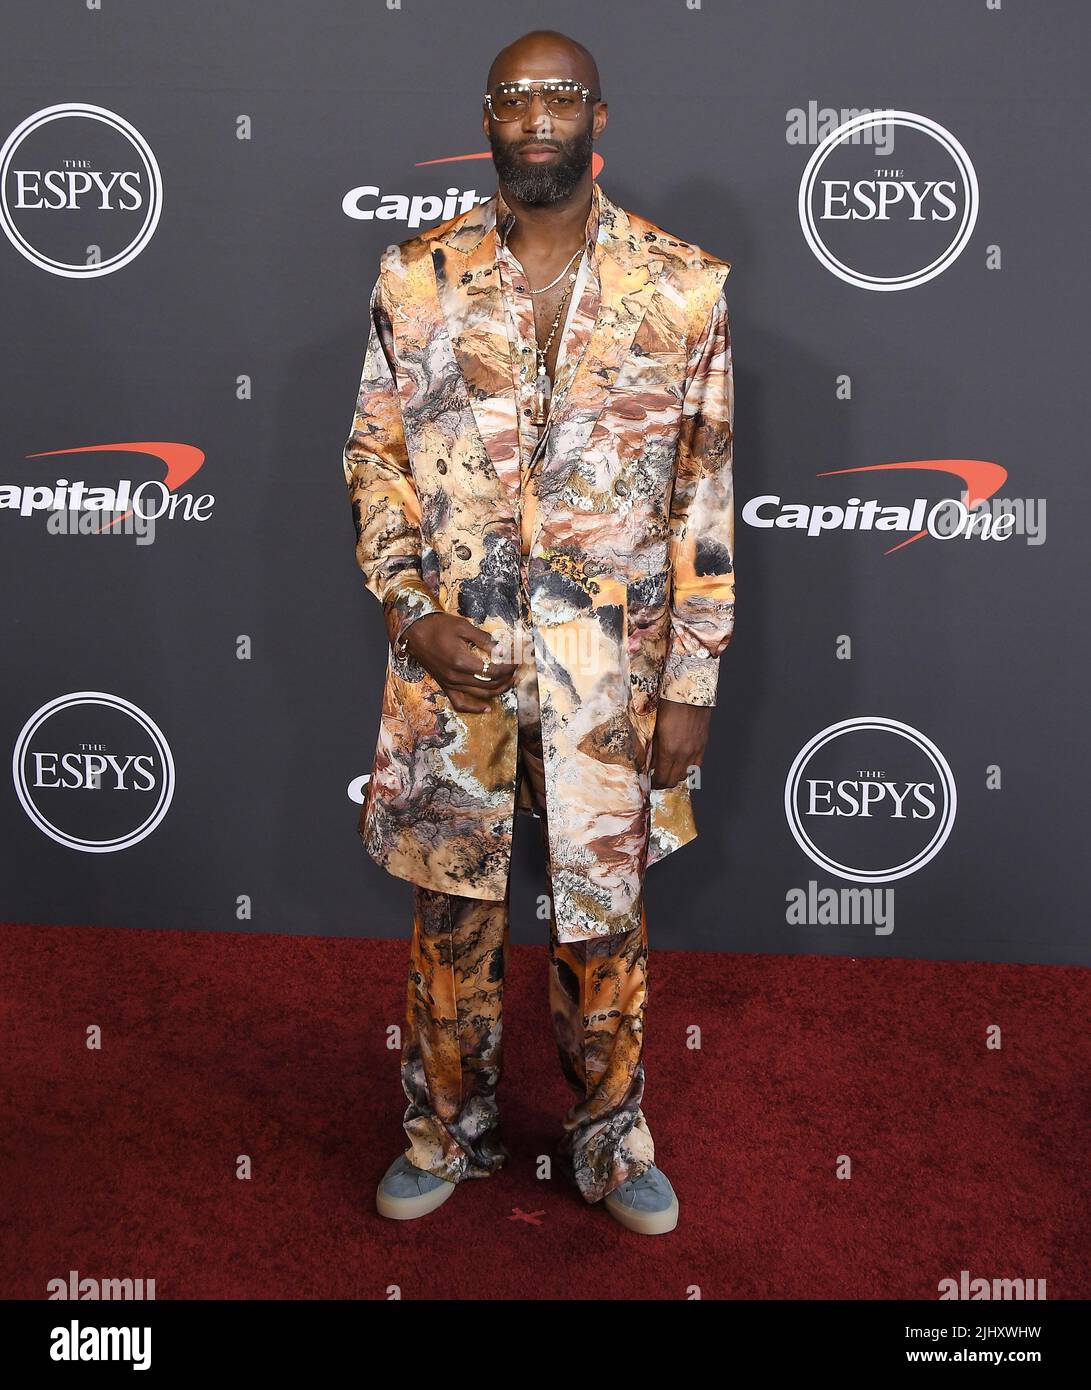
[397,621,656,1204]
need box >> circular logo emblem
[798,110,978,291]
[784,716,956,881]
[0,103,162,277]
[12,692,175,851]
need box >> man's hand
[403,613,517,713]
[650,697,713,789]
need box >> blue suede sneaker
[375,1153,458,1221]
[603,1164,679,1234]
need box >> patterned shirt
[493,184,602,501]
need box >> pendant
[532,362,551,427]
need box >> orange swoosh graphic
[25,442,206,534]
[415,150,605,178]
[816,459,1007,553]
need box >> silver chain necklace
[526,243,584,294]
[529,257,583,426]
[500,216,588,426]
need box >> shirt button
[523,408,532,417]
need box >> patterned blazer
[343,180,734,943]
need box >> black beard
[488,125,594,205]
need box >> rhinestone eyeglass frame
[484,79,598,121]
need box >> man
[342,29,734,1236]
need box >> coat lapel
[430,198,520,505]
[531,221,665,489]
[430,183,667,499]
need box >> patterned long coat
[343,180,735,943]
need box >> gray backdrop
[2,1,1087,965]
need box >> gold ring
[472,653,492,683]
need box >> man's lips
[520,145,560,160]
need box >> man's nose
[520,92,554,135]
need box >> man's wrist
[659,649,720,707]
[659,696,714,718]
[393,610,434,658]
[385,580,445,656]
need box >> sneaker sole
[603,1191,679,1235]
[376,1175,458,1221]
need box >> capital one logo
[342,150,605,229]
[13,692,175,851]
[0,104,162,276]
[798,110,978,290]
[785,717,957,881]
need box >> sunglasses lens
[489,84,585,120]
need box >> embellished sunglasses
[484,79,597,121]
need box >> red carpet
[1,922,1088,1300]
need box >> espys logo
[12,693,175,851]
[0,103,162,276]
[798,110,978,290]
[784,717,957,882]
[344,151,605,229]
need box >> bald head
[486,29,601,99]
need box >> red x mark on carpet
[508,1207,546,1225]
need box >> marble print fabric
[344,181,734,943]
